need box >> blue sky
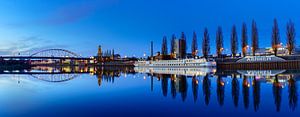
[0,0,299,57]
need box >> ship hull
[134,59,216,68]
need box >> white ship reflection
[134,67,216,76]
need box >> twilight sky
[0,0,299,57]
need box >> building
[96,45,120,62]
[171,39,187,59]
[172,39,180,58]
[178,38,187,59]
[254,46,300,56]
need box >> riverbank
[216,55,300,70]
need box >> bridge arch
[30,49,81,58]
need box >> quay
[216,55,300,70]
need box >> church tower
[97,45,102,62]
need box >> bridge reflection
[0,66,136,83]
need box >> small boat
[134,58,216,68]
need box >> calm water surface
[0,67,299,117]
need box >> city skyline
[0,0,300,57]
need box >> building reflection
[95,66,136,87]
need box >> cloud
[42,0,118,25]
[0,36,67,56]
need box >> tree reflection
[179,75,188,102]
[151,75,154,92]
[192,76,199,102]
[252,76,261,112]
[170,75,177,99]
[242,76,250,109]
[161,75,169,97]
[231,74,239,108]
[203,74,211,106]
[217,76,225,106]
[288,75,298,111]
[273,75,282,112]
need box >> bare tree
[286,20,296,55]
[191,31,198,57]
[161,36,168,55]
[272,19,280,56]
[216,26,223,57]
[231,25,238,57]
[252,20,259,56]
[242,23,248,57]
[202,28,210,58]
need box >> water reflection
[192,76,199,102]
[94,67,135,87]
[1,66,300,113]
[179,75,188,102]
[161,75,168,97]
[170,75,177,98]
[242,76,250,109]
[289,76,298,111]
[203,74,211,106]
[253,76,261,111]
[232,74,239,108]
[273,75,283,112]
[217,76,225,106]
[137,67,300,112]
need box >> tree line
[160,19,296,58]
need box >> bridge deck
[0,56,91,60]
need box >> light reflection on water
[0,66,299,117]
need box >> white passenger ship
[134,58,216,67]
[134,67,216,76]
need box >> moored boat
[134,58,216,67]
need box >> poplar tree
[252,20,259,56]
[202,28,210,58]
[191,31,198,57]
[216,26,223,57]
[286,20,295,55]
[272,19,280,56]
[231,25,238,57]
[242,23,248,57]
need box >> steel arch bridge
[30,49,82,58]
[30,73,80,82]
